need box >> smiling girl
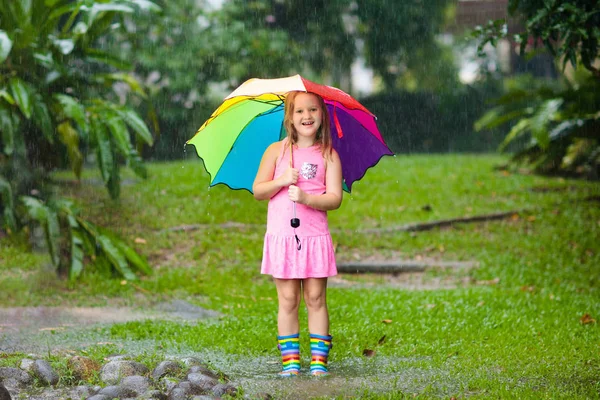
[253,91,343,376]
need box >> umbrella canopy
[186,74,393,192]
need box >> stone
[68,385,95,399]
[87,395,112,400]
[152,361,182,380]
[0,383,11,400]
[187,372,218,392]
[212,383,237,397]
[160,377,178,394]
[0,367,32,388]
[106,354,134,362]
[140,389,168,399]
[187,365,220,380]
[168,387,187,400]
[19,359,34,371]
[100,360,149,385]
[177,381,203,396]
[120,375,151,396]
[180,357,207,368]
[67,356,102,381]
[98,384,138,398]
[32,359,59,386]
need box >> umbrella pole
[290,140,300,228]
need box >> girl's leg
[303,278,329,335]
[274,278,302,376]
[274,278,302,335]
[304,278,333,376]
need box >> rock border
[0,354,260,400]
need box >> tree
[473,0,600,178]
[214,0,455,92]
[0,0,157,279]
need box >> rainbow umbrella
[186,75,393,192]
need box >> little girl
[253,91,343,376]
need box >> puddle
[219,354,452,399]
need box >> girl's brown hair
[283,91,333,159]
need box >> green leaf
[90,3,135,14]
[116,108,153,145]
[0,89,16,105]
[54,94,88,134]
[129,0,162,13]
[31,93,54,143]
[67,215,85,280]
[57,121,83,179]
[103,230,152,275]
[127,150,147,179]
[474,108,501,132]
[0,105,15,155]
[46,207,61,268]
[531,99,563,149]
[105,113,131,156]
[52,37,75,55]
[90,117,113,183]
[0,175,16,231]
[9,78,32,119]
[103,73,148,98]
[499,118,531,151]
[85,49,132,69]
[97,234,137,280]
[0,30,13,63]
[475,108,530,131]
[21,196,60,267]
[48,2,81,21]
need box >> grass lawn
[1,153,599,399]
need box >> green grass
[1,154,599,399]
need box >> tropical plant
[475,74,599,177]
[0,0,159,279]
[472,0,600,178]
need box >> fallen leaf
[378,335,386,345]
[510,214,520,221]
[134,237,147,244]
[580,313,596,325]
[382,319,393,324]
[477,277,500,286]
[362,349,376,357]
[527,215,536,222]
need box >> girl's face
[291,93,322,142]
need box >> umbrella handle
[289,140,300,228]
[291,202,300,228]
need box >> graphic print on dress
[300,162,318,179]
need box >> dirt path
[0,300,219,353]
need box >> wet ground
[0,295,457,398]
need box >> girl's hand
[288,185,307,204]
[279,167,299,187]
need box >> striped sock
[277,333,300,376]
[309,333,332,376]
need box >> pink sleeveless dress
[260,139,338,279]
